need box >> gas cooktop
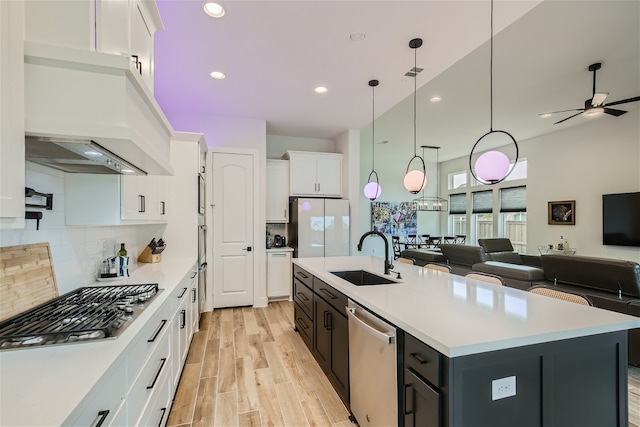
[0,283,160,350]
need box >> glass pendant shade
[364,181,382,200]
[475,150,509,183]
[404,169,427,194]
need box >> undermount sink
[330,270,397,286]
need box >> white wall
[0,163,166,295]
[437,111,640,262]
[266,135,335,159]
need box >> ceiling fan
[541,62,640,125]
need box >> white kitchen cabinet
[266,160,290,223]
[0,1,25,228]
[65,174,167,225]
[171,270,198,389]
[267,250,292,299]
[285,151,342,197]
[24,0,162,93]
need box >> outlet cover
[492,376,516,400]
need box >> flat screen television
[602,192,640,247]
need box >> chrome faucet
[357,231,393,275]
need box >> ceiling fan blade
[554,112,583,125]
[591,92,608,106]
[603,108,627,117]
[605,96,640,107]
[540,108,582,116]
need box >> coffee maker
[273,235,286,247]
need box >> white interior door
[212,152,254,308]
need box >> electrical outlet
[491,376,516,400]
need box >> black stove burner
[0,284,159,349]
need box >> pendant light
[363,79,382,201]
[403,38,427,194]
[468,0,519,185]
[413,145,448,211]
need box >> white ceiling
[154,0,640,161]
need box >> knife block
[138,247,162,263]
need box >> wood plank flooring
[168,301,640,427]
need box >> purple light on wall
[363,182,382,201]
[475,151,509,183]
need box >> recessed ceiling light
[204,2,225,18]
[430,96,441,103]
[84,150,103,157]
[121,168,135,174]
[210,71,226,80]
[314,86,328,94]
[539,113,552,118]
[349,32,366,43]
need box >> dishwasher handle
[346,304,395,344]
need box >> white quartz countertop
[0,257,197,427]
[293,256,640,358]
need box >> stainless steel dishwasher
[346,299,397,427]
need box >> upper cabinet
[24,0,163,93]
[284,151,342,198]
[0,1,25,228]
[266,160,290,223]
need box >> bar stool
[455,235,466,244]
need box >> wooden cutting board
[0,242,59,322]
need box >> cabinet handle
[180,309,186,329]
[323,311,332,329]
[138,60,143,75]
[297,316,309,330]
[296,271,309,279]
[146,358,167,389]
[138,195,146,213]
[296,292,308,301]
[189,270,197,279]
[191,288,197,303]
[410,352,428,365]
[92,410,109,427]
[318,183,320,192]
[178,287,188,298]
[147,319,168,343]
[319,288,337,300]
[157,408,167,427]
[160,201,166,215]
[272,253,287,257]
[404,384,415,416]
[284,209,287,219]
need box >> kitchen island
[293,255,640,426]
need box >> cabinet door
[96,0,130,56]
[131,1,154,90]
[290,155,318,196]
[266,160,290,222]
[313,297,331,369]
[329,308,349,404]
[404,369,441,427]
[267,252,292,298]
[121,175,145,219]
[316,156,342,197]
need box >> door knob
[242,247,252,252]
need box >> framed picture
[548,200,575,225]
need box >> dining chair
[528,286,593,306]
[454,235,467,244]
[443,236,456,244]
[429,236,442,248]
[395,257,416,265]
[424,263,451,273]
[465,272,505,286]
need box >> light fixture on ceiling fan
[539,62,640,124]
[468,0,519,185]
[403,38,427,194]
[363,79,382,201]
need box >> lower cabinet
[292,265,349,408]
[65,263,199,427]
[267,250,292,299]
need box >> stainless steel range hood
[25,136,146,175]
[24,42,174,176]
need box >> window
[500,186,527,252]
[472,190,493,244]
[449,193,467,236]
[448,171,467,189]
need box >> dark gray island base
[291,260,633,427]
[401,329,628,427]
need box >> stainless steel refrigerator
[289,198,350,258]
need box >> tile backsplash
[0,164,166,295]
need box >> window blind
[449,193,466,214]
[500,186,526,212]
[472,190,493,214]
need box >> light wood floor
[168,300,640,427]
